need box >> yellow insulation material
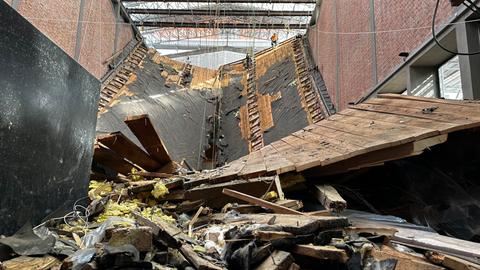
[151,182,169,199]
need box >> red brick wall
[308,0,456,109]
[308,0,338,104]
[17,0,80,57]
[10,0,134,79]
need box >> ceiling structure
[121,0,317,67]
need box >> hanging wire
[432,0,480,55]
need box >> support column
[407,65,440,98]
[333,0,340,109]
[74,0,86,60]
[112,0,122,53]
[456,21,480,100]
[11,0,20,10]
[369,0,378,85]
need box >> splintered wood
[313,185,347,213]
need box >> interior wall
[308,0,456,110]
[0,1,100,234]
[6,0,135,79]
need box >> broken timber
[222,188,303,215]
[313,185,347,213]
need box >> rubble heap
[1,171,479,270]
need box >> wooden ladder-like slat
[98,43,147,111]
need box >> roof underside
[121,0,316,64]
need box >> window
[438,56,463,100]
[411,74,436,98]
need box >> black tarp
[0,2,100,235]
[257,57,309,145]
[218,74,249,163]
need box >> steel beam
[128,8,312,16]
[135,21,308,29]
[123,0,316,3]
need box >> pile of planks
[3,171,480,270]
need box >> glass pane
[439,56,463,100]
[411,74,436,98]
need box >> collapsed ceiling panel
[94,36,330,172]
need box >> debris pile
[2,171,479,270]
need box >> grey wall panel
[0,2,100,235]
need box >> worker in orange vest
[271,33,278,47]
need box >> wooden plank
[124,115,171,164]
[238,149,267,177]
[209,156,249,182]
[222,188,304,215]
[280,134,347,171]
[305,124,382,155]
[351,103,480,132]
[377,93,480,109]
[182,157,248,189]
[313,185,347,213]
[367,97,480,119]
[339,108,457,134]
[291,129,361,164]
[371,245,444,270]
[253,231,295,241]
[255,250,294,270]
[413,134,448,153]
[180,244,223,270]
[186,177,275,209]
[307,141,416,176]
[260,145,296,174]
[97,132,161,171]
[291,245,349,263]
[206,213,348,235]
[93,145,136,175]
[325,113,439,141]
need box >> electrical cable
[464,0,480,16]
[432,0,480,55]
[463,1,480,15]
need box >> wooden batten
[124,115,171,166]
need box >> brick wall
[308,0,456,109]
[7,0,135,79]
